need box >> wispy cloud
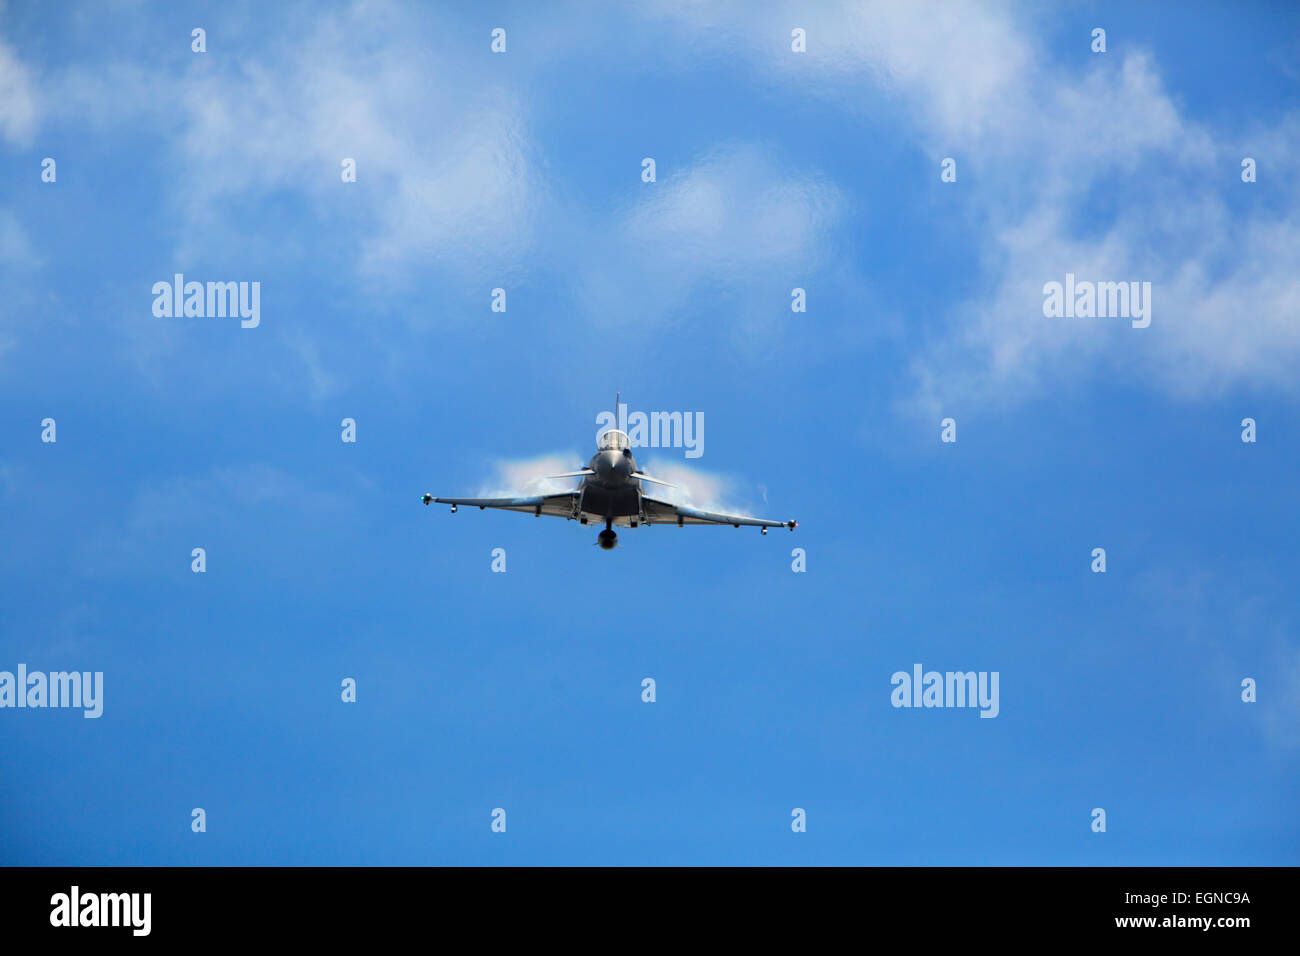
[476,453,585,498]
[577,143,842,330]
[168,9,541,280]
[637,459,755,515]
[0,37,38,145]
[646,0,1032,144]
[901,52,1298,414]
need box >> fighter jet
[421,398,797,549]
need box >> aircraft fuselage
[577,445,643,527]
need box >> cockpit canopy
[597,429,630,452]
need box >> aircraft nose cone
[596,450,630,484]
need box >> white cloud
[577,143,842,330]
[168,11,540,278]
[0,38,38,145]
[27,4,538,282]
[19,3,544,396]
[644,0,1031,144]
[901,52,1299,414]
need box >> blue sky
[1,0,1297,865]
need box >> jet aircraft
[422,399,797,549]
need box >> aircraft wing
[425,493,579,519]
[641,496,796,531]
